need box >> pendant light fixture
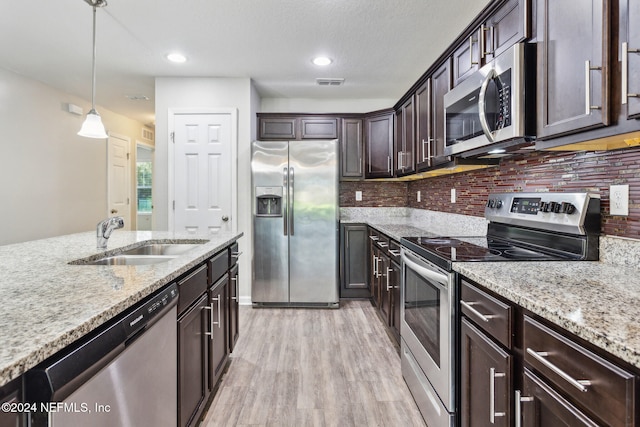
[78,0,108,139]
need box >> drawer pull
[388,249,401,256]
[489,367,506,423]
[369,236,379,241]
[460,300,496,323]
[526,348,591,392]
[378,242,388,248]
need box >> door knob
[222,215,229,222]
[110,209,118,214]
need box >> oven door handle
[401,251,449,287]
[478,68,497,142]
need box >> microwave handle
[478,68,497,142]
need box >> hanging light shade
[78,0,108,139]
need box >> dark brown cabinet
[0,379,22,427]
[340,223,369,298]
[415,81,432,171]
[258,117,297,140]
[395,98,415,176]
[365,112,394,178]
[453,29,482,87]
[483,0,530,62]
[341,118,364,179]
[208,274,229,390]
[300,117,338,139]
[229,264,239,353]
[622,0,640,119]
[460,318,512,427]
[178,291,209,427]
[459,279,514,427]
[388,252,401,342]
[536,0,610,139]
[430,60,452,166]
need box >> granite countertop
[341,207,640,370]
[454,261,640,369]
[0,230,242,387]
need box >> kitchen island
[0,230,242,387]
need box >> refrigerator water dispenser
[255,186,283,217]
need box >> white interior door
[108,133,131,230]
[173,113,233,235]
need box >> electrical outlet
[610,185,629,216]
[417,191,421,202]
[451,188,456,203]
[355,191,362,202]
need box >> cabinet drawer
[460,280,512,348]
[177,264,208,314]
[523,315,636,427]
[208,250,229,285]
[388,240,401,263]
[229,242,240,267]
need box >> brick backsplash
[339,147,640,238]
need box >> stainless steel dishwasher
[26,283,178,427]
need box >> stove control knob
[495,200,503,209]
[561,202,576,214]
[548,201,558,213]
[488,199,496,208]
[542,201,551,212]
[539,202,547,212]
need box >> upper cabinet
[365,111,394,179]
[453,0,529,87]
[622,0,640,120]
[341,118,364,179]
[431,59,453,166]
[395,97,415,176]
[536,0,610,139]
[415,81,432,171]
[257,115,338,140]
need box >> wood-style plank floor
[201,300,427,427]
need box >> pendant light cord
[90,5,97,111]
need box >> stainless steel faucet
[96,216,124,249]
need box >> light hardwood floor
[201,300,427,427]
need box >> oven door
[401,247,455,412]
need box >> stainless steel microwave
[443,43,535,157]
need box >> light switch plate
[451,188,456,203]
[610,184,629,216]
[355,191,362,202]
[417,190,421,202]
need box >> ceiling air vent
[316,78,345,86]
[141,127,154,141]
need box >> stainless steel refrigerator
[251,139,339,307]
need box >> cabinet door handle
[203,305,213,338]
[585,60,603,114]
[231,274,239,301]
[515,390,534,427]
[460,300,496,323]
[421,138,433,163]
[386,267,392,291]
[489,368,506,423]
[470,35,478,66]
[526,348,591,392]
[481,24,495,58]
[387,156,391,174]
[622,42,640,105]
[211,296,221,328]
[373,255,379,276]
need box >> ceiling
[0,0,490,126]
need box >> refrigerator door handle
[289,167,294,236]
[283,167,288,236]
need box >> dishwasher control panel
[123,283,178,337]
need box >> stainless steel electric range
[399,192,601,427]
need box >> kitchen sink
[86,254,179,266]
[70,240,207,266]
[120,243,202,256]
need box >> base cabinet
[460,318,512,427]
[229,264,239,353]
[340,223,369,298]
[178,292,209,427]
[208,275,229,391]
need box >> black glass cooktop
[401,236,575,270]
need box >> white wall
[154,77,257,302]
[260,97,395,113]
[0,67,148,245]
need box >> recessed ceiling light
[312,56,333,66]
[166,53,187,63]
